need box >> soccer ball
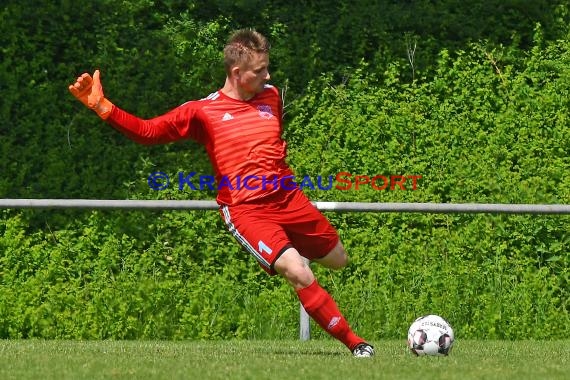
[407,314,454,356]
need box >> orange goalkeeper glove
[68,69,113,119]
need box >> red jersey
[106,85,294,206]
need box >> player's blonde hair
[224,29,270,75]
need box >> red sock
[296,279,364,350]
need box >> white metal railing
[2,199,570,214]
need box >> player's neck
[221,78,255,101]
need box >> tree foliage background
[0,0,569,340]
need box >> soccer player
[68,29,374,358]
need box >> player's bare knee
[278,264,314,289]
[327,254,349,270]
[274,248,315,289]
[315,241,349,270]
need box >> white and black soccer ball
[407,314,454,356]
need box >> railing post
[299,257,311,341]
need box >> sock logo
[327,316,341,330]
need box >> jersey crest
[257,104,274,119]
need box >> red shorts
[219,189,339,275]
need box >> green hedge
[0,1,569,340]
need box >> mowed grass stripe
[0,340,568,380]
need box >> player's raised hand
[68,69,113,119]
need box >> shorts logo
[257,105,274,119]
[258,240,273,255]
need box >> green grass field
[0,339,568,380]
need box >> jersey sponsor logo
[222,112,234,121]
[257,104,274,119]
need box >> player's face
[238,52,270,97]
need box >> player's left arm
[106,103,205,145]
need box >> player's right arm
[68,70,205,145]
